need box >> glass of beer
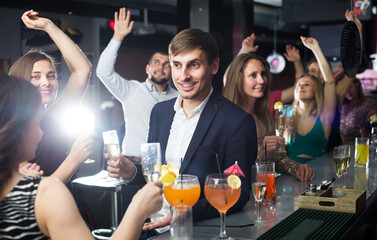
[204,173,241,240]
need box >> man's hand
[107,153,137,180]
[142,211,171,231]
[295,163,315,182]
[113,7,134,42]
[238,33,259,55]
[283,45,301,63]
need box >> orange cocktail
[204,185,241,213]
[204,173,242,240]
[163,174,200,209]
[164,183,200,208]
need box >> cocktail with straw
[164,174,200,209]
[204,152,242,240]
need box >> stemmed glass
[164,174,201,209]
[333,146,347,197]
[204,173,241,240]
[140,143,162,182]
[274,106,286,152]
[102,130,123,182]
[341,145,351,188]
[252,165,268,226]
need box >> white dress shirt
[97,39,178,157]
[165,88,213,169]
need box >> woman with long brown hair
[9,10,95,183]
[223,53,314,181]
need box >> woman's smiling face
[242,59,268,99]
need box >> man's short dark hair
[169,28,218,64]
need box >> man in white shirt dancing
[97,7,178,158]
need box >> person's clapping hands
[106,153,137,180]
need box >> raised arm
[21,10,92,121]
[112,7,134,42]
[96,7,136,101]
[223,33,259,86]
[301,37,336,139]
[281,45,304,103]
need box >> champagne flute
[341,145,351,188]
[274,106,286,152]
[140,143,162,182]
[252,165,267,226]
[102,130,122,181]
[333,146,347,197]
[204,173,241,240]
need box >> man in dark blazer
[142,28,257,230]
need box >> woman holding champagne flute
[0,74,163,240]
[223,53,314,182]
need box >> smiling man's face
[171,48,218,102]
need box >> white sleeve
[96,39,136,102]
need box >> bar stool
[72,170,125,240]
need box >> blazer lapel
[180,90,223,173]
[160,101,175,164]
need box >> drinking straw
[211,151,228,204]
[180,158,183,203]
[264,142,267,164]
[264,143,268,200]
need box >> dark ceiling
[0,0,177,25]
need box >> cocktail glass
[140,143,162,182]
[164,174,201,209]
[252,165,268,226]
[333,146,347,197]
[204,173,241,240]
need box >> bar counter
[151,150,377,239]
